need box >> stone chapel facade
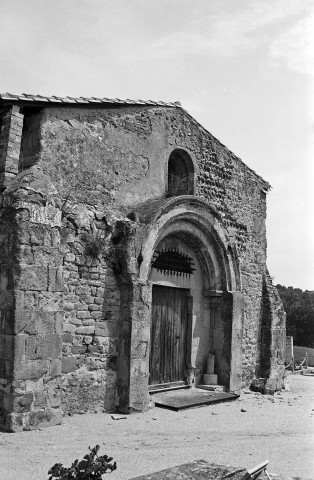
[0,93,286,432]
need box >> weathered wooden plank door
[149,285,189,385]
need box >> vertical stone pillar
[0,204,17,430]
[207,290,243,392]
[209,290,228,385]
[129,282,151,411]
[0,105,23,189]
[263,275,286,393]
[208,291,222,353]
[116,279,133,413]
[0,166,63,431]
[229,291,244,393]
[116,279,151,413]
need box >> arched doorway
[147,221,234,391]
[148,236,201,387]
[119,197,243,412]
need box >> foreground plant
[48,445,117,479]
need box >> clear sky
[1,0,313,289]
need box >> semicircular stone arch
[139,197,240,292]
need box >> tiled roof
[0,92,181,108]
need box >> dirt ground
[0,374,313,480]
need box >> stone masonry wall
[0,198,17,429]
[0,102,285,425]
[60,207,119,414]
[262,272,286,392]
[0,166,63,431]
[35,105,273,390]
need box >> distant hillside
[276,284,314,348]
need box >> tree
[276,285,314,347]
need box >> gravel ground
[0,374,313,480]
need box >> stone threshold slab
[152,388,239,411]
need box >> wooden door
[149,285,189,385]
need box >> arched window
[167,149,194,197]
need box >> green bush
[48,445,117,479]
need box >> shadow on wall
[101,271,120,412]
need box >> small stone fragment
[111,414,127,420]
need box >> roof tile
[78,97,92,103]
[17,94,33,101]
[49,96,63,103]
[64,96,78,103]
[2,93,19,100]
[0,92,181,109]
[21,94,39,101]
[32,95,49,102]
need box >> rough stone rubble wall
[36,105,284,395]
[0,103,286,428]
[161,111,270,386]
[60,209,119,414]
[261,273,286,392]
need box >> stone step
[197,384,226,392]
[149,382,190,393]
